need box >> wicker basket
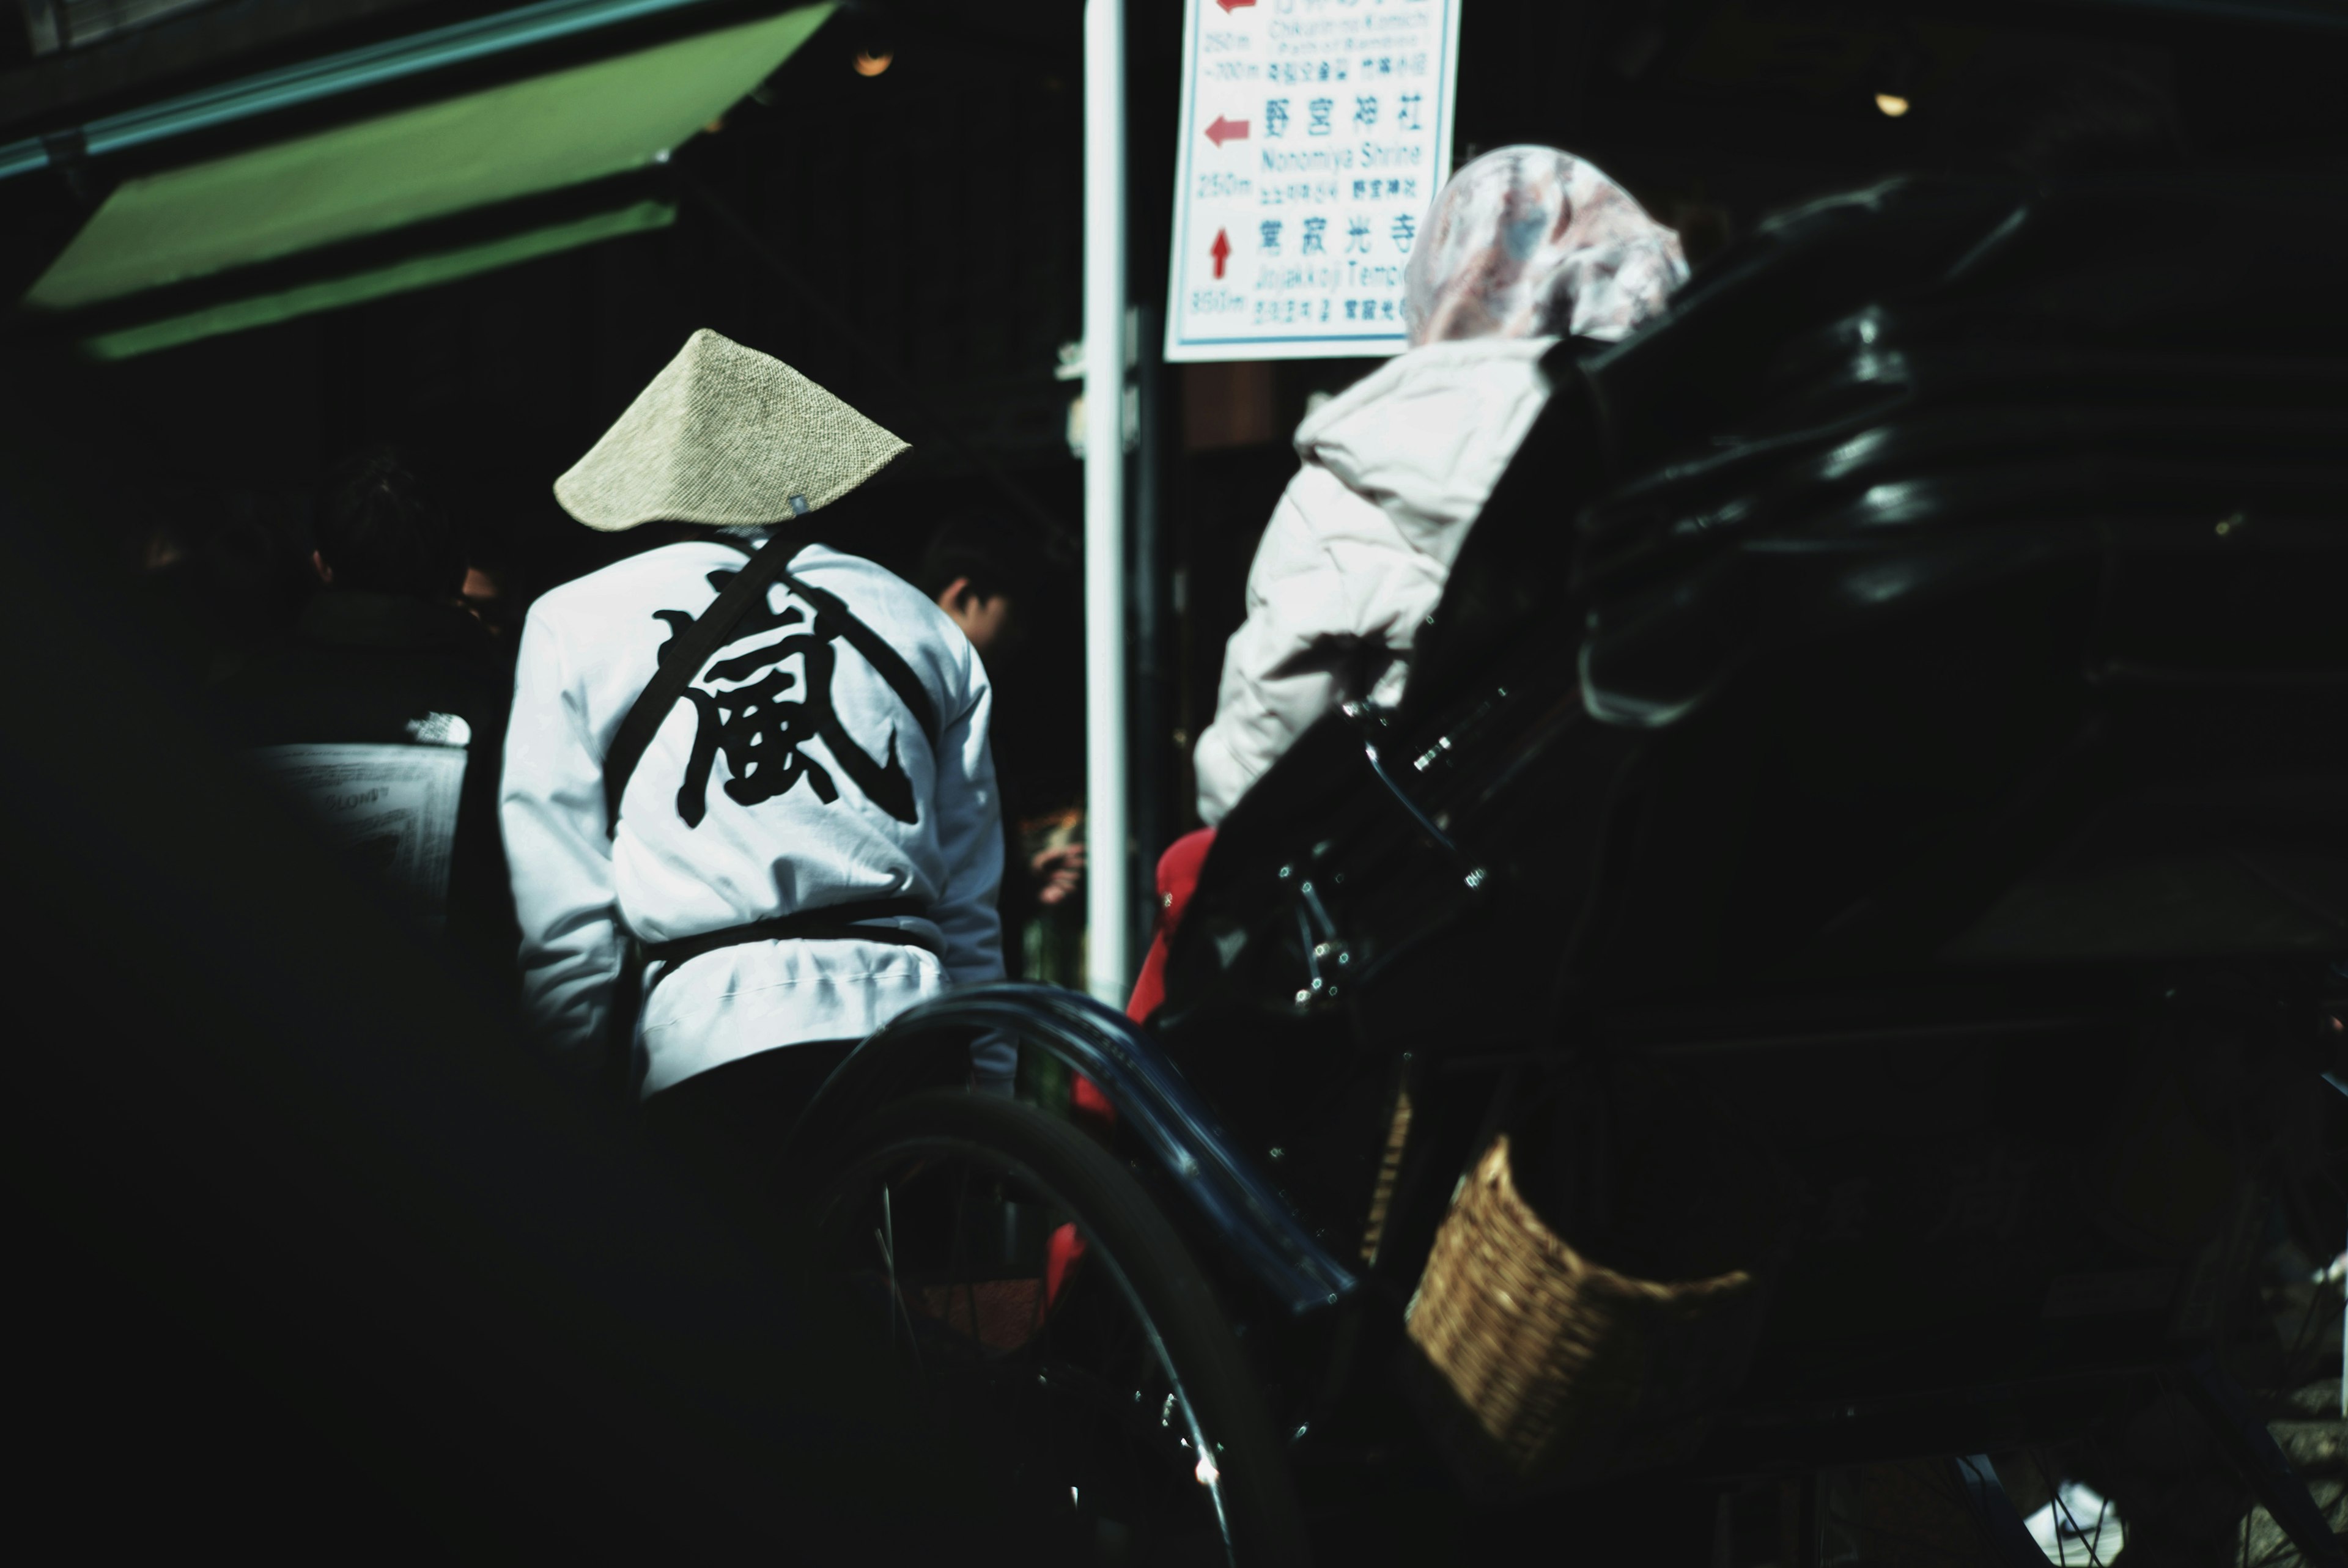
[1404,1135,1757,1479]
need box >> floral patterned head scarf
[1403,145,1689,347]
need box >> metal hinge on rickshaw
[1273,860,1349,1010]
[1343,698,1501,892]
[1269,704,1494,1016]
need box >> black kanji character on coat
[653,570,918,828]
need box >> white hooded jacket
[1192,146,1686,826]
[1193,335,1557,824]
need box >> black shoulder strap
[778,567,940,753]
[603,529,805,834]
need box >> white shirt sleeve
[928,663,1006,986]
[1193,468,1447,825]
[499,607,625,1076]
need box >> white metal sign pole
[1083,0,1131,1005]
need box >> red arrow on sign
[1205,114,1249,148]
[1210,229,1231,279]
[1216,0,1257,11]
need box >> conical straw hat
[554,329,908,531]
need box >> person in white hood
[1192,147,1689,825]
[500,330,1004,1121]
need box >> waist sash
[638,896,940,997]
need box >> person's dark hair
[199,513,311,644]
[316,449,465,597]
[918,515,1040,606]
[1932,59,2188,179]
[117,490,205,575]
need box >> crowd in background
[119,452,1090,1017]
[100,54,2193,1066]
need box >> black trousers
[638,1040,856,1224]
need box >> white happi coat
[500,538,1004,1095]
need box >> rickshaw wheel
[805,1089,1310,1565]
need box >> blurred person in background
[120,507,196,575]
[920,516,1027,665]
[458,512,525,642]
[919,516,1083,980]
[120,487,315,688]
[116,495,215,685]
[1190,145,1689,826]
[208,448,516,991]
[206,496,317,684]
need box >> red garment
[1071,830,1216,1133]
[1071,1070,1115,1123]
[1045,1221,1087,1308]
[1124,828,1217,1025]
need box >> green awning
[25,2,830,315]
[83,197,677,360]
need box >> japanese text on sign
[1165,0,1461,363]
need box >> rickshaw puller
[500,330,1008,1174]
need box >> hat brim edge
[552,439,910,532]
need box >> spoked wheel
[805,1089,1310,1565]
